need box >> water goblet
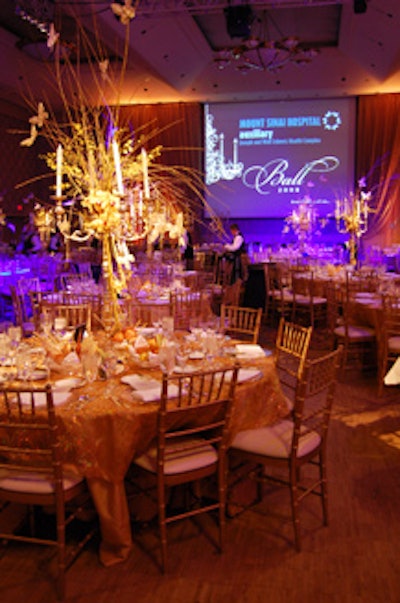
[15,345,35,381]
[159,341,176,374]
[81,351,101,383]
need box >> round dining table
[2,336,288,567]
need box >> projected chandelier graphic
[205,106,243,185]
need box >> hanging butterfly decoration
[29,102,49,128]
[21,102,49,147]
[20,124,38,147]
[99,59,110,81]
[47,22,60,50]
[110,0,137,26]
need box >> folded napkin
[235,344,267,358]
[121,374,179,403]
[384,357,400,386]
[20,391,70,408]
[225,367,262,383]
[238,368,262,383]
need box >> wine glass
[159,341,176,374]
[15,345,35,381]
[81,351,101,383]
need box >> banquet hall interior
[0,1,400,602]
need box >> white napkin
[225,368,262,383]
[121,374,179,402]
[235,344,266,358]
[384,357,400,385]
[20,391,70,408]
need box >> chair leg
[289,465,301,552]
[218,476,226,553]
[56,511,66,601]
[158,482,167,573]
[319,452,329,526]
[256,466,264,503]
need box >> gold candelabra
[283,200,326,250]
[335,188,373,266]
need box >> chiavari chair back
[220,304,262,344]
[274,318,313,408]
[170,290,213,330]
[130,364,239,572]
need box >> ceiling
[0,0,399,114]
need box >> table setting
[0,317,288,567]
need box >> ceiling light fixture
[214,9,320,74]
[15,0,55,35]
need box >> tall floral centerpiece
[283,198,326,252]
[15,10,224,331]
[335,179,374,266]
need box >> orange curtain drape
[118,102,203,171]
[356,94,400,247]
[117,102,204,236]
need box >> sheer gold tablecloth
[9,351,288,567]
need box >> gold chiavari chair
[377,294,400,395]
[228,347,341,551]
[291,270,327,329]
[274,317,313,410]
[264,263,293,325]
[170,290,213,330]
[326,282,376,375]
[128,364,239,573]
[40,301,92,331]
[219,304,262,344]
[122,298,173,327]
[9,285,36,336]
[0,383,96,601]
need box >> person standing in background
[224,223,247,284]
[181,229,194,270]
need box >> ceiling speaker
[224,5,253,39]
[353,0,367,14]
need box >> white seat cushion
[0,469,84,494]
[134,438,218,475]
[295,295,326,305]
[294,294,309,304]
[334,324,375,340]
[231,420,321,459]
[388,336,400,353]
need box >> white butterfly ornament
[111,0,136,26]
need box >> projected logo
[242,156,340,195]
[322,110,342,131]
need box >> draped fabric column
[356,94,400,247]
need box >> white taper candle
[141,147,150,199]
[56,144,63,197]
[112,139,124,195]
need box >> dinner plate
[189,351,204,360]
[173,365,197,374]
[29,369,49,381]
